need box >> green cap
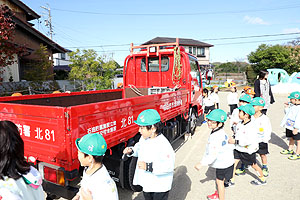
[288,91,300,99]
[238,104,255,116]
[75,133,107,156]
[239,94,252,103]
[206,109,227,122]
[134,109,161,126]
[251,97,265,107]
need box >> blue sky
[22,0,300,66]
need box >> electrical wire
[51,3,300,16]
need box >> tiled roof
[143,37,213,47]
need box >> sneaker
[262,168,269,177]
[224,179,235,188]
[235,168,246,176]
[288,154,300,160]
[202,120,207,124]
[207,190,219,200]
[250,177,266,186]
[280,149,294,155]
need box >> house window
[141,57,169,72]
[61,53,66,60]
[189,47,192,54]
[197,47,205,57]
[193,47,196,55]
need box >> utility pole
[41,4,53,40]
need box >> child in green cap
[251,97,272,177]
[194,109,234,200]
[228,104,266,186]
[280,91,300,160]
[73,133,118,200]
[123,109,175,200]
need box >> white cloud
[282,28,300,34]
[243,15,269,25]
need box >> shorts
[234,149,256,166]
[257,142,269,155]
[216,164,234,181]
[143,191,169,200]
[286,128,300,140]
[204,105,215,114]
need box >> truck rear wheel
[124,156,143,192]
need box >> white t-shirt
[203,95,215,107]
[80,165,118,200]
[227,92,239,105]
[210,92,219,104]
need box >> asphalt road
[59,91,300,200]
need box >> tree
[68,49,118,90]
[23,44,54,81]
[247,44,300,74]
[0,5,25,68]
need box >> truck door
[189,56,203,114]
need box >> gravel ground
[59,91,300,200]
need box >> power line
[51,4,300,16]
[214,37,299,46]
[202,32,300,41]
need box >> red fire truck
[0,39,204,199]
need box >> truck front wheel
[189,109,198,135]
[124,156,143,192]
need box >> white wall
[53,53,72,66]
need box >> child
[195,109,234,200]
[211,85,220,109]
[245,88,255,98]
[228,104,266,185]
[241,86,251,94]
[73,133,119,200]
[251,97,272,177]
[0,121,44,200]
[227,82,239,115]
[123,109,175,200]
[280,91,300,160]
[203,88,216,122]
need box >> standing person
[211,85,220,109]
[73,133,119,200]
[245,88,255,99]
[227,82,239,115]
[228,104,266,186]
[203,88,216,123]
[207,69,213,85]
[194,109,234,200]
[123,109,175,200]
[230,94,252,131]
[254,69,275,114]
[280,91,300,160]
[0,121,44,200]
[251,97,272,177]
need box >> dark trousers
[143,191,169,200]
[262,109,267,115]
[229,104,238,115]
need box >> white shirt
[235,120,259,154]
[253,114,272,143]
[230,108,241,128]
[227,92,239,105]
[201,128,234,169]
[130,134,175,192]
[80,165,118,200]
[203,95,215,107]
[0,167,44,200]
[281,104,300,131]
[210,92,219,104]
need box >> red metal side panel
[68,90,189,164]
[0,103,69,168]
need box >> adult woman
[0,121,44,200]
[254,69,275,114]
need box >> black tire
[189,109,198,135]
[128,157,143,192]
[124,157,143,192]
